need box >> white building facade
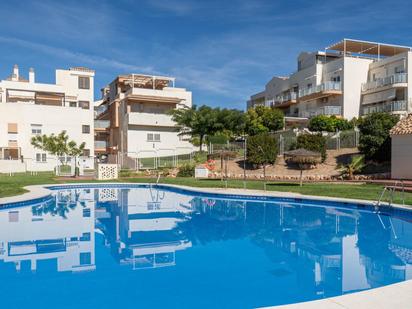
[248,39,412,121]
[0,65,95,171]
[95,74,193,160]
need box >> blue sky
[1,0,412,109]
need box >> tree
[296,133,327,162]
[246,133,278,180]
[245,106,284,136]
[308,115,353,132]
[31,131,85,176]
[170,105,219,151]
[339,155,365,180]
[358,113,399,162]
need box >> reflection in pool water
[0,186,412,308]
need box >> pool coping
[0,182,412,308]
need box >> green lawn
[1,173,411,205]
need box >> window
[83,208,91,218]
[307,83,312,89]
[8,211,19,223]
[332,76,341,82]
[78,76,90,89]
[79,252,91,265]
[7,123,18,134]
[80,232,91,241]
[395,66,405,74]
[69,102,77,107]
[36,153,47,162]
[147,133,161,142]
[83,149,90,157]
[82,125,90,134]
[31,124,42,135]
[79,101,90,109]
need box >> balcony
[128,112,176,127]
[361,73,407,93]
[274,92,298,107]
[94,120,110,131]
[363,100,409,115]
[298,82,342,102]
[301,106,342,118]
[95,140,108,150]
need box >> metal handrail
[376,180,405,207]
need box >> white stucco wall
[391,134,412,179]
[0,103,94,160]
[342,57,372,119]
[126,125,193,158]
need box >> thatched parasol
[284,148,322,186]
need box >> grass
[1,173,412,205]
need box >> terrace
[298,81,342,102]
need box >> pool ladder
[376,180,405,207]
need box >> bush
[308,115,354,132]
[193,151,208,163]
[177,163,195,177]
[119,169,132,178]
[358,112,399,162]
[246,133,277,166]
[207,134,228,144]
[296,133,327,162]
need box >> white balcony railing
[95,141,108,149]
[301,106,342,118]
[361,73,407,92]
[363,100,408,115]
[94,120,110,129]
[298,82,341,98]
[128,112,176,127]
[275,92,297,105]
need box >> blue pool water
[1,185,412,308]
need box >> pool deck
[1,182,412,309]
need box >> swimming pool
[0,184,411,308]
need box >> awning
[7,90,35,99]
[326,39,412,57]
[362,88,396,105]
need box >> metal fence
[111,148,196,171]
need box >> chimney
[12,64,19,81]
[29,67,35,83]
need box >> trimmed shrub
[358,112,399,162]
[177,163,195,177]
[246,133,278,166]
[296,133,327,162]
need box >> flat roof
[326,38,412,57]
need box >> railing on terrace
[275,92,297,104]
[95,104,108,117]
[361,73,407,92]
[301,106,342,118]
[298,82,341,98]
[94,120,110,129]
[95,141,108,149]
[363,100,408,115]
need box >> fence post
[279,134,284,156]
[337,131,341,150]
[355,127,360,147]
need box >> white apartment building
[248,39,412,121]
[95,74,193,159]
[0,65,95,171]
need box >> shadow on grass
[267,182,301,187]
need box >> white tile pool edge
[0,182,412,309]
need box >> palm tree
[340,155,364,180]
